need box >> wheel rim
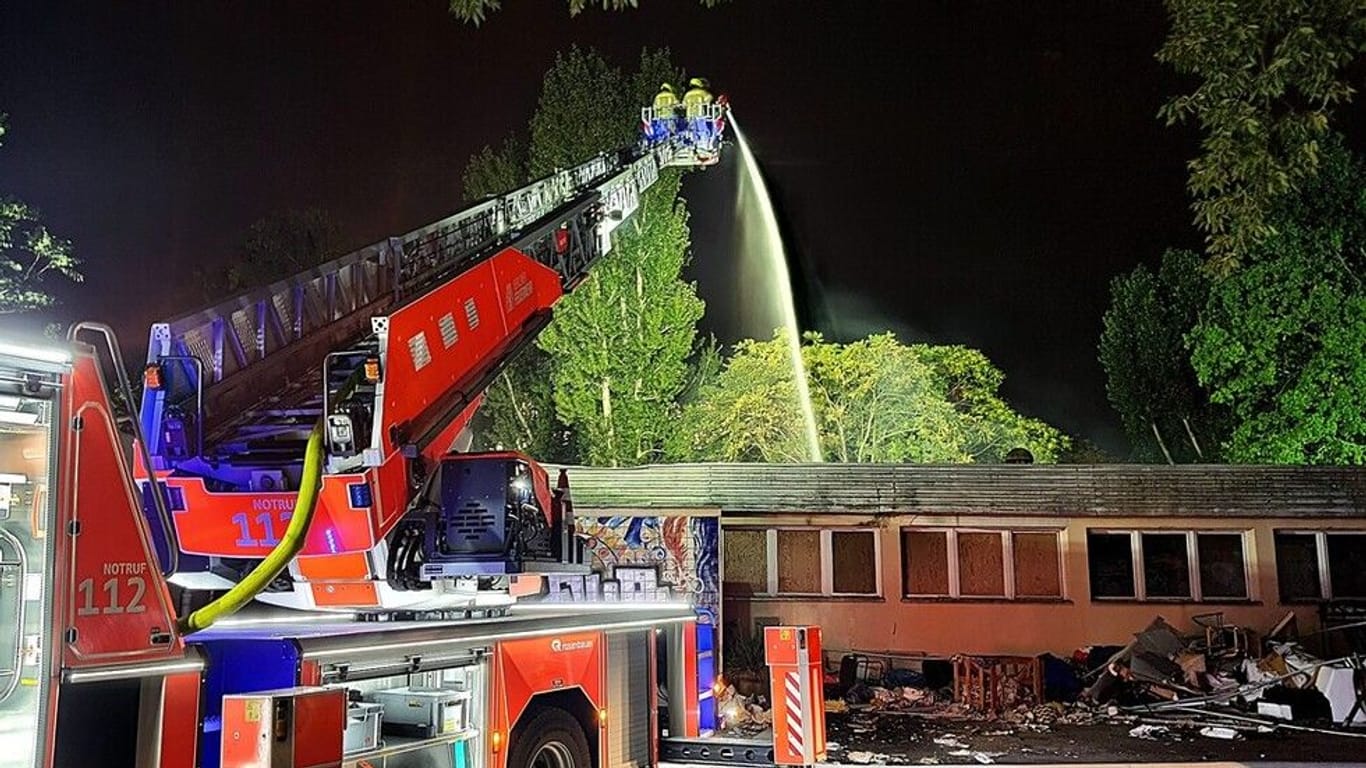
[532,740,575,768]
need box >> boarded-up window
[724,529,767,594]
[1197,533,1247,599]
[776,530,820,594]
[958,532,1005,597]
[1327,534,1366,599]
[1275,533,1322,602]
[1088,532,1135,598]
[903,530,949,596]
[1142,533,1191,599]
[832,531,877,594]
[1013,532,1062,597]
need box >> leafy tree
[1157,0,1366,272]
[540,171,703,465]
[448,0,728,26]
[0,115,82,314]
[461,134,526,201]
[1099,248,1224,462]
[1189,137,1366,464]
[464,47,704,466]
[197,207,343,299]
[671,331,1067,463]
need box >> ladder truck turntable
[0,101,821,768]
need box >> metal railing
[139,145,669,461]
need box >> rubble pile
[1080,612,1366,738]
[717,610,1364,763]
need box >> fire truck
[0,101,827,768]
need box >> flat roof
[554,463,1366,518]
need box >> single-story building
[558,463,1366,658]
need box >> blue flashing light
[348,482,372,508]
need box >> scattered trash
[1129,724,1170,740]
[932,735,967,749]
[827,699,850,713]
[847,751,889,764]
[1199,726,1241,740]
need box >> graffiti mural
[542,515,720,628]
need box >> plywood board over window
[723,527,881,597]
[1014,531,1063,597]
[777,530,821,594]
[902,528,1063,600]
[903,530,949,596]
[724,529,768,595]
[958,532,1005,597]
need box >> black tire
[507,707,593,768]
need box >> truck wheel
[508,707,592,768]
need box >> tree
[1157,0,1366,272]
[461,134,526,202]
[540,170,704,465]
[1189,137,1366,464]
[0,115,82,314]
[196,207,343,299]
[463,47,705,466]
[671,331,1067,464]
[448,0,728,26]
[1099,248,1224,462]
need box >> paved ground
[821,713,1366,765]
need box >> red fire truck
[0,103,826,768]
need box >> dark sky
[2,0,1212,454]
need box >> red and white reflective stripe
[784,670,804,758]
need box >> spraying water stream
[728,116,823,462]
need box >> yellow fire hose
[178,421,326,634]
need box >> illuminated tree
[1189,137,1366,464]
[1157,0,1366,272]
[1099,249,1225,462]
[465,48,704,466]
[671,331,1067,463]
[0,115,82,314]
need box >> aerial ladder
[133,109,729,616]
[0,95,834,768]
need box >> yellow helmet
[660,83,675,94]
[688,77,706,89]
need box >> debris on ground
[1127,724,1170,740]
[718,612,1366,763]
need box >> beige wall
[722,513,1364,657]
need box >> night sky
[2,1,1221,453]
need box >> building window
[902,528,1063,600]
[723,527,880,597]
[722,529,767,595]
[1274,531,1366,602]
[1086,530,1250,602]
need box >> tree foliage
[0,115,82,314]
[461,134,526,202]
[448,0,729,26]
[1157,0,1366,272]
[542,171,703,465]
[466,48,704,466]
[671,331,1067,464]
[197,207,343,298]
[1099,248,1224,462]
[1189,137,1366,464]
